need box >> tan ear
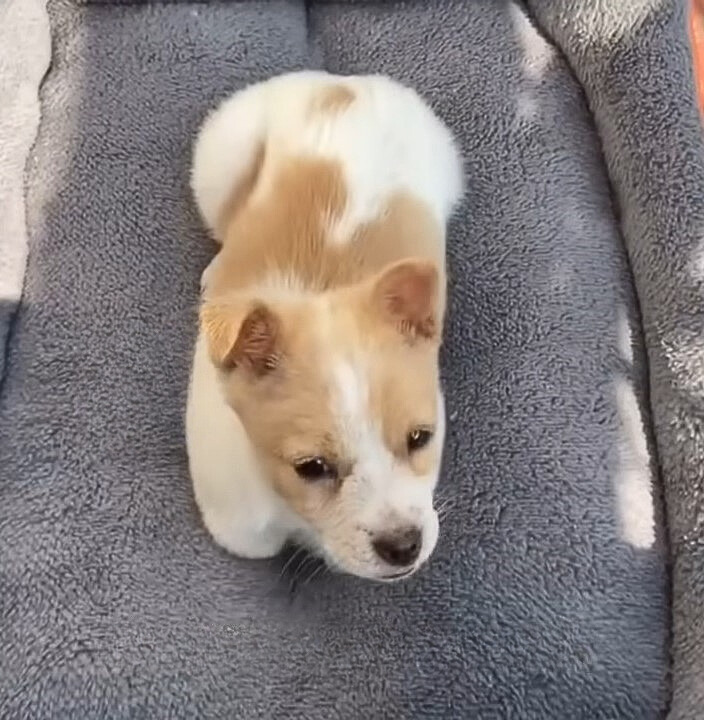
[372,259,440,340]
[200,299,282,375]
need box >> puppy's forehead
[284,298,438,445]
[331,357,369,422]
[327,349,435,431]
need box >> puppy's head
[201,259,445,581]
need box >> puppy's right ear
[370,259,440,342]
[200,299,282,376]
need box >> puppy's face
[202,260,444,581]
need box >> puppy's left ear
[371,259,440,341]
[200,298,282,376]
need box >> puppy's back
[191,72,463,246]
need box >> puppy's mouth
[320,548,420,582]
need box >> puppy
[186,71,462,581]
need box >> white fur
[328,359,443,572]
[186,334,297,557]
[187,71,461,577]
[191,71,463,240]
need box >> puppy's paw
[201,507,288,559]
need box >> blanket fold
[526,1,704,716]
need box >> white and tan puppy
[186,71,462,581]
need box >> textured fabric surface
[525,2,704,717]
[3,0,699,717]
[0,0,50,382]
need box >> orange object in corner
[692,0,704,113]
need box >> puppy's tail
[190,83,268,243]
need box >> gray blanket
[1,0,702,717]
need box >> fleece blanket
[0,0,701,718]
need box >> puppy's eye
[407,428,434,453]
[293,457,337,481]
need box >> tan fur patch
[209,155,443,307]
[208,157,345,292]
[370,344,440,476]
[308,84,355,116]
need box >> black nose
[372,527,422,567]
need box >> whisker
[289,554,317,593]
[279,546,306,578]
[437,500,455,512]
[301,562,326,588]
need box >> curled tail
[190,83,268,243]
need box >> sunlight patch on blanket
[510,2,554,81]
[613,373,655,549]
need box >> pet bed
[1,0,702,717]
